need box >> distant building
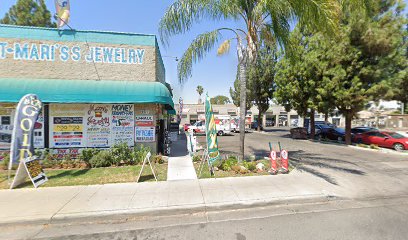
[174,103,344,128]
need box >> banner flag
[10,94,42,168]
[9,94,48,189]
[204,94,220,166]
[55,0,70,28]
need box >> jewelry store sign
[0,42,145,64]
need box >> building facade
[0,25,175,156]
[175,103,344,128]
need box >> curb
[0,193,334,227]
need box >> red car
[356,131,408,151]
[183,123,190,132]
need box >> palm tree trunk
[257,111,262,131]
[237,42,248,161]
[239,61,247,160]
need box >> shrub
[243,161,256,172]
[192,155,201,162]
[220,156,238,171]
[1,152,10,170]
[111,142,133,165]
[89,150,113,168]
[132,145,151,165]
[153,154,164,164]
[80,148,101,167]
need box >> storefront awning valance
[0,78,174,109]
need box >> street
[197,128,408,199]
[16,196,408,240]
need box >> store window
[1,116,10,125]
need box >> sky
[0,0,245,104]
[1,0,407,105]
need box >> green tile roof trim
[0,78,175,109]
[0,24,157,46]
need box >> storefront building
[0,24,175,156]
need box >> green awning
[0,78,174,109]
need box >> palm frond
[159,0,241,46]
[217,39,231,56]
[178,29,223,83]
[288,0,341,35]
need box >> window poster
[34,112,45,149]
[50,104,86,148]
[135,127,155,142]
[0,104,15,150]
[86,104,111,147]
[135,115,154,127]
[111,104,134,146]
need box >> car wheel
[337,136,343,142]
[393,143,405,151]
[356,138,362,144]
[218,131,224,136]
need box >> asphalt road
[30,196,408,240]
[196,128,408,198]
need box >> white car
[188,119,231,136]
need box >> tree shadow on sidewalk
[289,150,366,185]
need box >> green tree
[248,47,277,131]
[196,85,204,104]
[274,29,324,139]
[210,95,231,105]
[159,0,339,159]
[321,0,406,144]
[1,0,56,28]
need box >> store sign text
[0,42,145,64]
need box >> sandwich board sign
[11,156,48,188]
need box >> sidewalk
[167,134,197,181]
[0,170,333,226]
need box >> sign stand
[198,149,216,179]
[136,152,157,183]
[10,156,48,189]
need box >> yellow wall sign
[53,124,83,132]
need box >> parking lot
[195,128,408,196]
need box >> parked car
[355,131,408,151]
[183,123,190,132]
[319,127,347,141]
[313,124,333,136]
[251,121,263,131]
[315,121,336,128]
[351,127,378,134]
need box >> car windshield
[335,128,345,133]
[387,132,405,139]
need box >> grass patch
[0,164,167,189]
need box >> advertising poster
[34,113,45,149]
[0,116,13,150]
[135,127,155,142]
[0,104,15,150]
[50,104,86,148]
[111,104,134,146]
[135,115,154,127]
[52,148,82,159]
[86,104,111,147]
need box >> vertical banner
[111,104,134,146]
[55,0,70,28]
[178,97,183,122]
[204,94,220,166]
[9,94,42,168]
[86,104,111,147]
[9,95,48,189]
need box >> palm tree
[196,85,204,104]
[159,0,343,159]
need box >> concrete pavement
[167,134,197,181]
[0,170,332,227]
